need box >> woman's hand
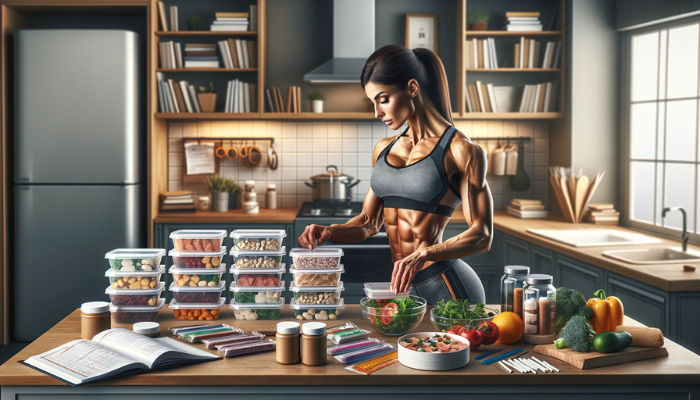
[298,224,333,250]
[390,249,428,293]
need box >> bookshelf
[466,30,562,37]
[155,31,258,36]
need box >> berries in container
[169,247,226,270]
[230,248,285,269]
[106,282,165,306]
[230,297,284,320]
[169,297,226,321]
[230,280,284,304]
[289,248,343,269]
[169,264,226,287]
[169,229,226,252]
[230,265,284,287]
[289,281,344,305]
[290,298,345,321]
[230,229,286,251]
[105,265,165,290]
[105,248,166,271]
[110,298,165,324]
[289,264,344,287]
[169,281,226,304]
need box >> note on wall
[184,142,215,175]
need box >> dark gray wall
[617,0,700,30]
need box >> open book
[22,328,220,386]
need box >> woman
[298,45,493,305]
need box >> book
[179,81,193,112]
[492,86,518,112]
[171,81,187,112]
[188,85,201,113]
[474,81,486,113]
[167,80,180,113]
[506,12,541,18]
[266,88,275,112]
[241,40,250,69]
[169,6,178,31]
[486,83,498,112]
[216,12,249,18]
[163,198,195,205]
[552,41,562,68]
[506,24,542,31]
[160,190,192,197]
[157,1,168,31]
[514,43,520,68]
[469,85,481,112]
[248,40,257,68]
[588,203,615,210]
[22,328,219,386]
[507,206,548,219]
[513,204,546,211]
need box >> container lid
[105,248,166,259]
[105,265,166,277]
[133,322,160,335]
[309,165,354,182]
[230,297,285,309]
[230,280,285,292]
[504,265,530,275]
[105,282,166,295]
[168,264,226,275]
[168,297,227,309]
[363,282,409,299]
[230,247,286,257]
[168,247,227,257]
[288,264,345,274]
[290,298,345,311]
[267,184,276,189]
[277,321,300,335]
[109,298,165,312]
[245,180,255,185]
[230,229,286,239]
[289,247,344,258]
[229,264,286,275]
[169,229,227,240]
[288,281,345,293]
[81,301,110,314]
[302,321,327,336]
[526,274,553,285]
[168,281,226,293]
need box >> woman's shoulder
[448,128,488,171]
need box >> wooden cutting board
[533,344,668,370]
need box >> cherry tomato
[383,303,398,317]
[379,314,392,325]
[476,321,500,345]
[462,328,483,350]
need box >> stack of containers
[288,248,346,321]
[168,230,228,321]
[229,230,287,320]
[104,248,167,325]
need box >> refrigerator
[14,30,144,341]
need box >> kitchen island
[1,306,699,399]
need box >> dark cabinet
[675,293,700,355]
[529,245,555,282]
[503,234,529,266]
[473,267,501,304]
[606,273,670,334]
[555,255,603,298]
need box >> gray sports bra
[370,125,462,217]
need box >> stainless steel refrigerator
[14,30,144,341]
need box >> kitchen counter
[154,208,299,224]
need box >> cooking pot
[305,165,360,202]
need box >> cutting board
[533,344,668,370]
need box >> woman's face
[364,80,417,130]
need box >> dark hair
[360,45,453,125]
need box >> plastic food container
[170,229,226,252]
[169,281,226,304]
[105,248,166,271]
[230,297,284,320]
[364,282,409,299]
[397,332,470,371]
[169,297,226,321]
[169,247,226,269]
[230,248,285,269]
[230,265,284,287]
[290,298,345,321]
[289,248,343,269]
[289,281,344,305]
[289,264,344,287]
[169,264,226,287]
[230,280,284,304]
[230,229,286,251]
[105,265,165,289]
[110,298,165,324]
[105,282,165,307]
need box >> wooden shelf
[155,31,258,37]
[155,113,260,120]
[154,112,377,120]
[466,68,562,72]
[455,112,563,120]
[466,30,562,37]
[262,112,375,120]
[156,68,257,72]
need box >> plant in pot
[203,175,239,212]
[468,9,489,31]
[198,82,217,113]
[186,16,203,30]
[307,90,326,113]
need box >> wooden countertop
[154,208,299,224]
[2,305,699,386]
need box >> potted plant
[468,9,489,31]
[203,175,239,212]
[307,90,326,113]
[186,16,203,30]
[198,82,216,113]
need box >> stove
[297,201,364,218]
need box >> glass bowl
[430,306,499,332]
[360,296,427,336]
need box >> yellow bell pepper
[586,289,624,334]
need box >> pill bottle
[266,184,278,209]
[301,322,327,366]
[276,321,301,365]
[133,322,160,338]
[81,301,111,340]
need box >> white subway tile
[297,153,312,167]
[341,138,356,152]
[297,138,312,151]
[357,152,372,167]
[282,122,297,138]
[342,123,357,139]
[328,123,342,138]
[297,123,312,138]
[238,168,253,181]
[281,138,296,152]
[343,167,357,179]
[356,123,371,138]
[312,122,328,138]
[296,167,311,180]
[182,122,197,138]
[487,121,504,137]
[168,152,182,167]
[267,168,281,181]
[357,181,370,196]
[281,195,296,208]
[238,121,253,137]
[534,180,549,196]
[517,123,534,138]
[281,153,297,167]
[168,181,182,192]
[328,138,342,152]
[168,139,182,153]
[312,153,328,166]
[253,166,268,181]
[168,167,182,180]
[534,167,549,181]
[534,122,549,138]
[357,138,372,152]
[282,168,297,181]
[372,122,386,140]
[357,167,372,180]
[534,138,549,153]
[197,121,212,137]
[342,153,357,167]
[534,153,549,167]
[281,181,297,195]
[297,181,312,195]
[169,122,183,138]
[312,138,327,152]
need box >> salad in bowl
[360,296,427,336]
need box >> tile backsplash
[168,120,549,210]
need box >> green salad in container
[430,299,498,332]
[360,296,426,336]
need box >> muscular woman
[298,45,494,305]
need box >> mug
[215,146,238,160]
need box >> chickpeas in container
[105,265,165,290]
[289,248,343,269]
[230,248,285,269]
[230,229,286,251]
[169,264,226,287]
[104,249,166,272]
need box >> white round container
[397,332,470,371]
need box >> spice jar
[276,321,301,365]
[301,322,327,366]
[522,274,556,336]
[243,181,257,203]
[500,265,529,320]
[266,184,277,209]
[81,301,111,340]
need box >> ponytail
[411,48,453,125]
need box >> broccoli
[555,287,594,332]
[553,315,597,352]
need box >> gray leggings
[409,259,486,306]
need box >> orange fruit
[492,312,524,344]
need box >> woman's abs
[383,207,450,265]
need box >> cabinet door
[556,256,602,296]
[474,268,502,305]
[443,224,500,268]
[606,273,670,334]
[529,245,554,282]
[502,234,529,266]
[675,292,700,355]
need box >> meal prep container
[230,297,284,320]
[397,332,470,371]
[169,264,226,287]
[289,264,344,287]
[170,229,226,252]
[360,296,427,336]
[169,281,226,304]
[229,280,285,304]
[230,229,286,251]
[289,248,343,269]
[169,297,226,321]
[105,282,165,307]
[169,247,226,269]
[430,306,499,331]
[110,298,165,324]
[363,282,409,299]
[290,298,345,321]
[289,281,345,305]
[105,248,166,271]
[105,265,165,289]
[230,248,285,269]
[230,265,284,287]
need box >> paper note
[185,142,215,175]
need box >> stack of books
[158,41,183,69]
[211,11,249,31]
[156,72,202,113]
[224,79,257,113]
[217,39,257,69]
[266,86,302,113]
[587,203,619,225]
[507,199,548,219]
[466,39,498,69]
[160,191,196,213]
[505,11,542,31]
[514,38,561,69]
[184,43,219,68]
[518,81,558,112]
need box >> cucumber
[592,331,632,353]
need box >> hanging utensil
[267,141,278,170]
[509,140,530,191]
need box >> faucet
[662,206,688,252]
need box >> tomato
[476,321,500,345]
[379,314,392,325]
[447,324,467,335]
[383,303,399,316]
[462,328,483,350]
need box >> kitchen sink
[526,229,663,247]
[602,248,700,264]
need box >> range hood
[303,0,375,83]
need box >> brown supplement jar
[276,321,301,365]
[81,301,111,340]
[301,322,327,366]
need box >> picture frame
[405,14,437,54]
